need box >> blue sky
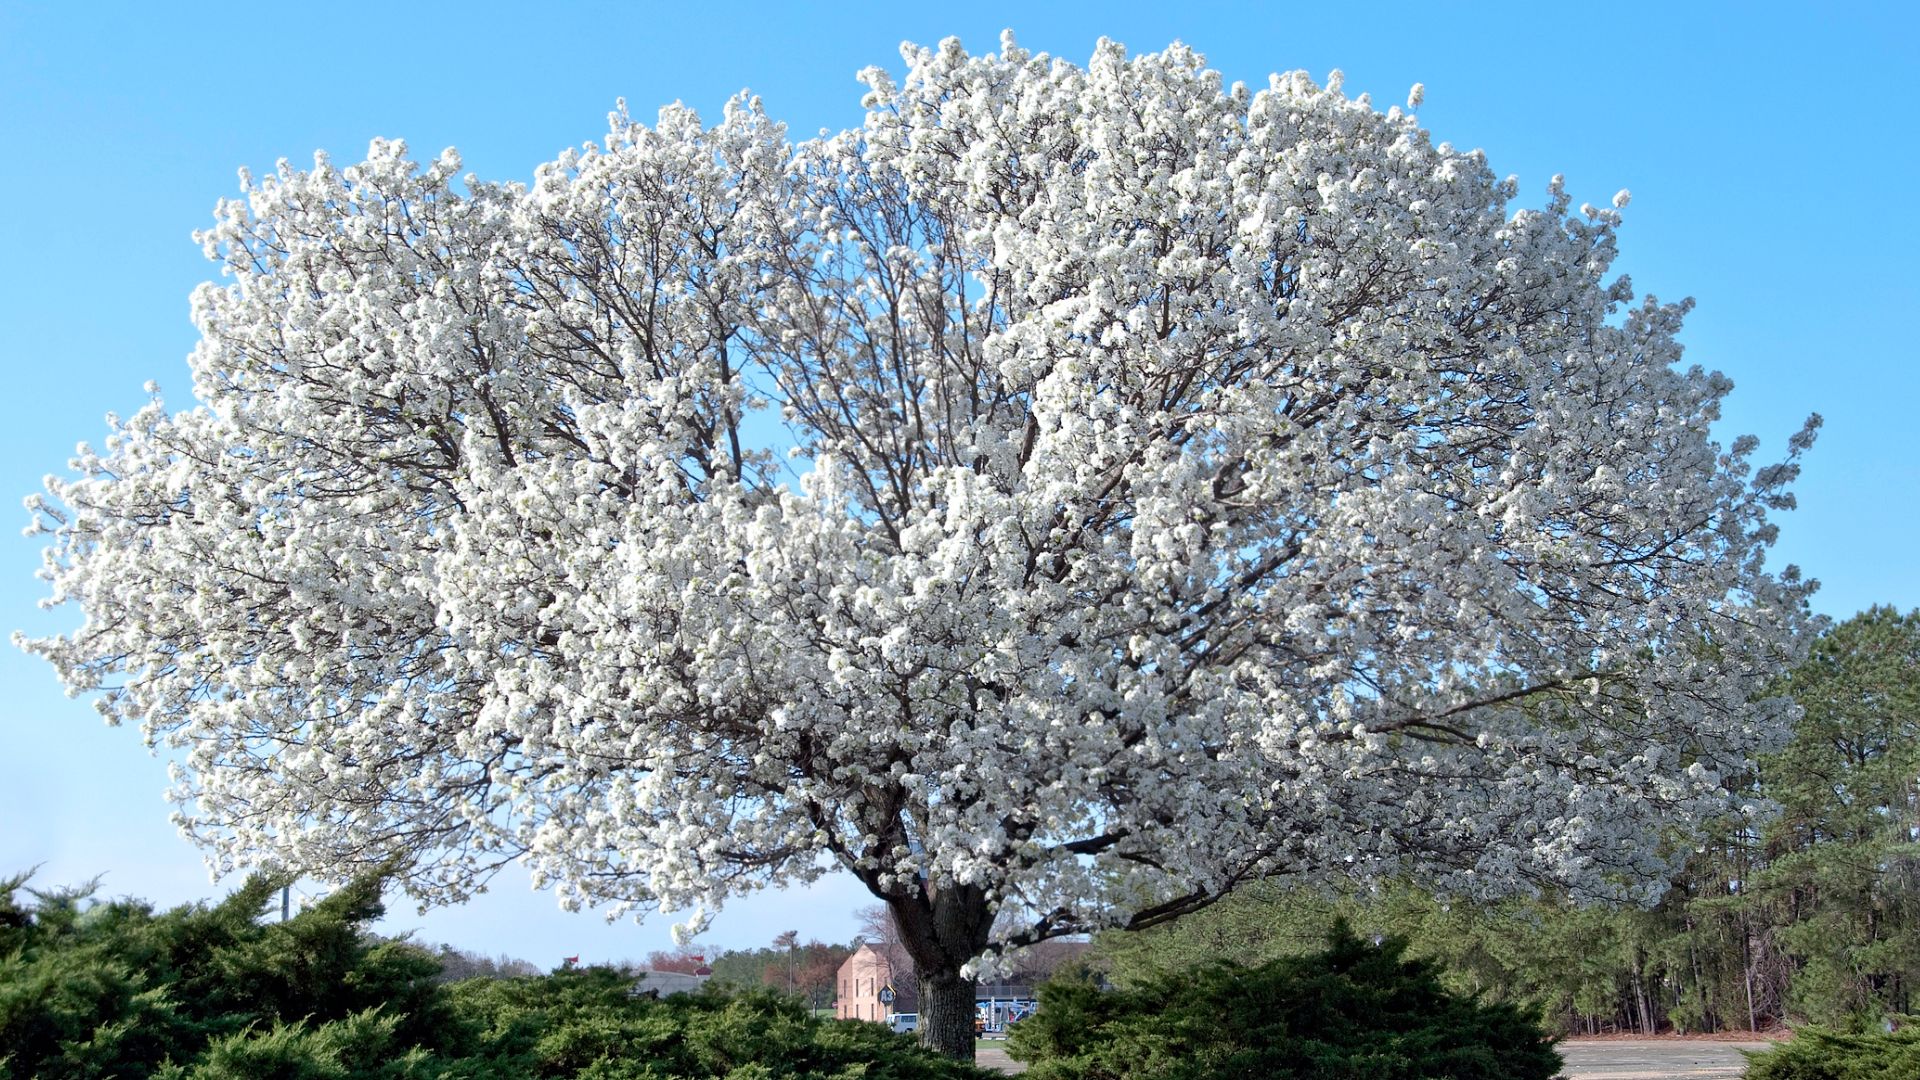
[2,1,1913,966]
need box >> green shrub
[0,871,461,1079]
[164,1009,444,1080]
[1006,920,1561,1080]
[1742,1026,1920,1080]
[448,967,992,1079]
[0,871,995,1079]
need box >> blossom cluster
[25,33,1814,964]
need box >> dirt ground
[975,1037,1784,1077]
[975,1043,1024,1074]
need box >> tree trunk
[918,968,977,1060]
[1684,914,1712,1032]
[883,881,993,1061]
[1743,917,1759,1032]
[1630,961,1651,1035]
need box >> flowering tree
[25,35,1817,1058]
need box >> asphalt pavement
[974,1038,1782,1077]
[1557,1038,1777,1079]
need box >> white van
[888,1013,919,1034]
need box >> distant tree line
[1092,607,1920,1035]
[653,934,849,1012]
[425,944,542,983]
[427,921,861,1013]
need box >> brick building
[834,942,916,1021]
[833,938,1090,1028]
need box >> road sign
[878,984,895,1005]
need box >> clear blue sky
[2,0,1913,967]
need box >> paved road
[976,1038,1779,1077]
[1558,1039,1775,1079]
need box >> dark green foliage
[1746,606,1920,1025]
[450,968,992,1078]
[1090,878,1686,1037]
[1008,921,1561,1080]
[0,870,460,1079]
[1741,1026,1920,1080]
[171,1010,443,1080]
[0,872,995,1079]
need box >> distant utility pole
[281,884,290,922]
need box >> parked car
[888,1012,919,1034]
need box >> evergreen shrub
[0,872,993,1079]
[1006,920,1561,1080]
[1741,1026,1920,1080]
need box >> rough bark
[918,968,978,1061]
[888,884,992,1061]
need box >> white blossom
[22,35,1814,1013]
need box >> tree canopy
[24,33,1814,1056]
